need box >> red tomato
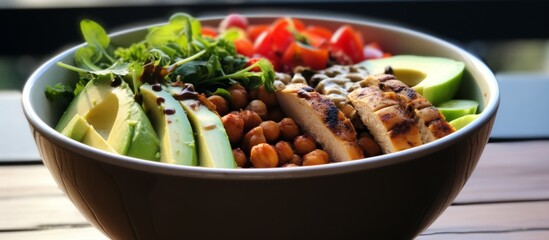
[219,13,248,31]
[304,26,333,40]
[330,25,365,64]
[252,18,305,71]
[282,42,328,71]
[300,31,329,49]
[269,18,295,55]
[234,38,254,57]
[201,26,218,38]
[247,24,269,42]
[253,30,275,59]
[271,17,306,32]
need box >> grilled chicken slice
[276,84,364,161]
[348,86,422,153]
[364,74,455,143]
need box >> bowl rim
[21,13,499,180]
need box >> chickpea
[233,148,248,168]
[260,121,280,143]
[274,141,293,165]
[221,113,244,145]
[240,110,263,132]
[250,143,279,168]
[267,107,285,122]
[246,100,268,120]
[279,118,300,141]
[293,135,317,156]
[241,126,267,153]
[229,84,248,110]
[257,85,278,107]
[302,149,330,166]
[248,87,259,100]
[357,133,382,157]
[208,95,229,116]
[289,154,302,166]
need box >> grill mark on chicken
[368,74,455,143]
[348,86,422,153]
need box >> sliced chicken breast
[364,74,455,143]
[348,86,422,153]
[276,84,364,161]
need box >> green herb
[45,12,276,102]
[45,83,73,101]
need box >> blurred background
[1,0,548,162]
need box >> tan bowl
[22,15,499,239]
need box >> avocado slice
[140,84,197,166]
[436,99,479,122]
[168,86,236,168]
[449,114,479,130]
[361,55,465,106]
[61,114,117,153]
[56,77,160,160]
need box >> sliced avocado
[60,114,117,153]
[140,84,197,166]
[437,99,479,122]
[362,55,465,106]
[449,114,479,130]
[55,77,160,160]
[168,86,236,168]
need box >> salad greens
[46,12,275,102]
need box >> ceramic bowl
[22,14,498,239]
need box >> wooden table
[1,140,548,239]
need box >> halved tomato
[201,26,218,38]
[304,26,333,40]
[330,25,365,64]
[247,24,269,42]
[234,38,254,57]
[282,41,329,71]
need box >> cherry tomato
[304,26,333,40]
[201,26,218,38]
[253,30,277,62]
[253,18,304,71]
[300,31,329,49]
[282,42,329,71]
[269,18,296,56]
[271,17,306,32]
[219,13,248,32]
[330,25,365,64]
[234,38,254,57]
[247,24,269,42]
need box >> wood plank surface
[1,140,548,239]
[418,201,549,239]
[454,140,549,204]
[0,227,107,240]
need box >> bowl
[22,14,499,239]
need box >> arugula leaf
[75,46,103,71]
[203,58,275,91]
[48,12,277,103]
[80,20,115,63]
[45,83,73,101]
